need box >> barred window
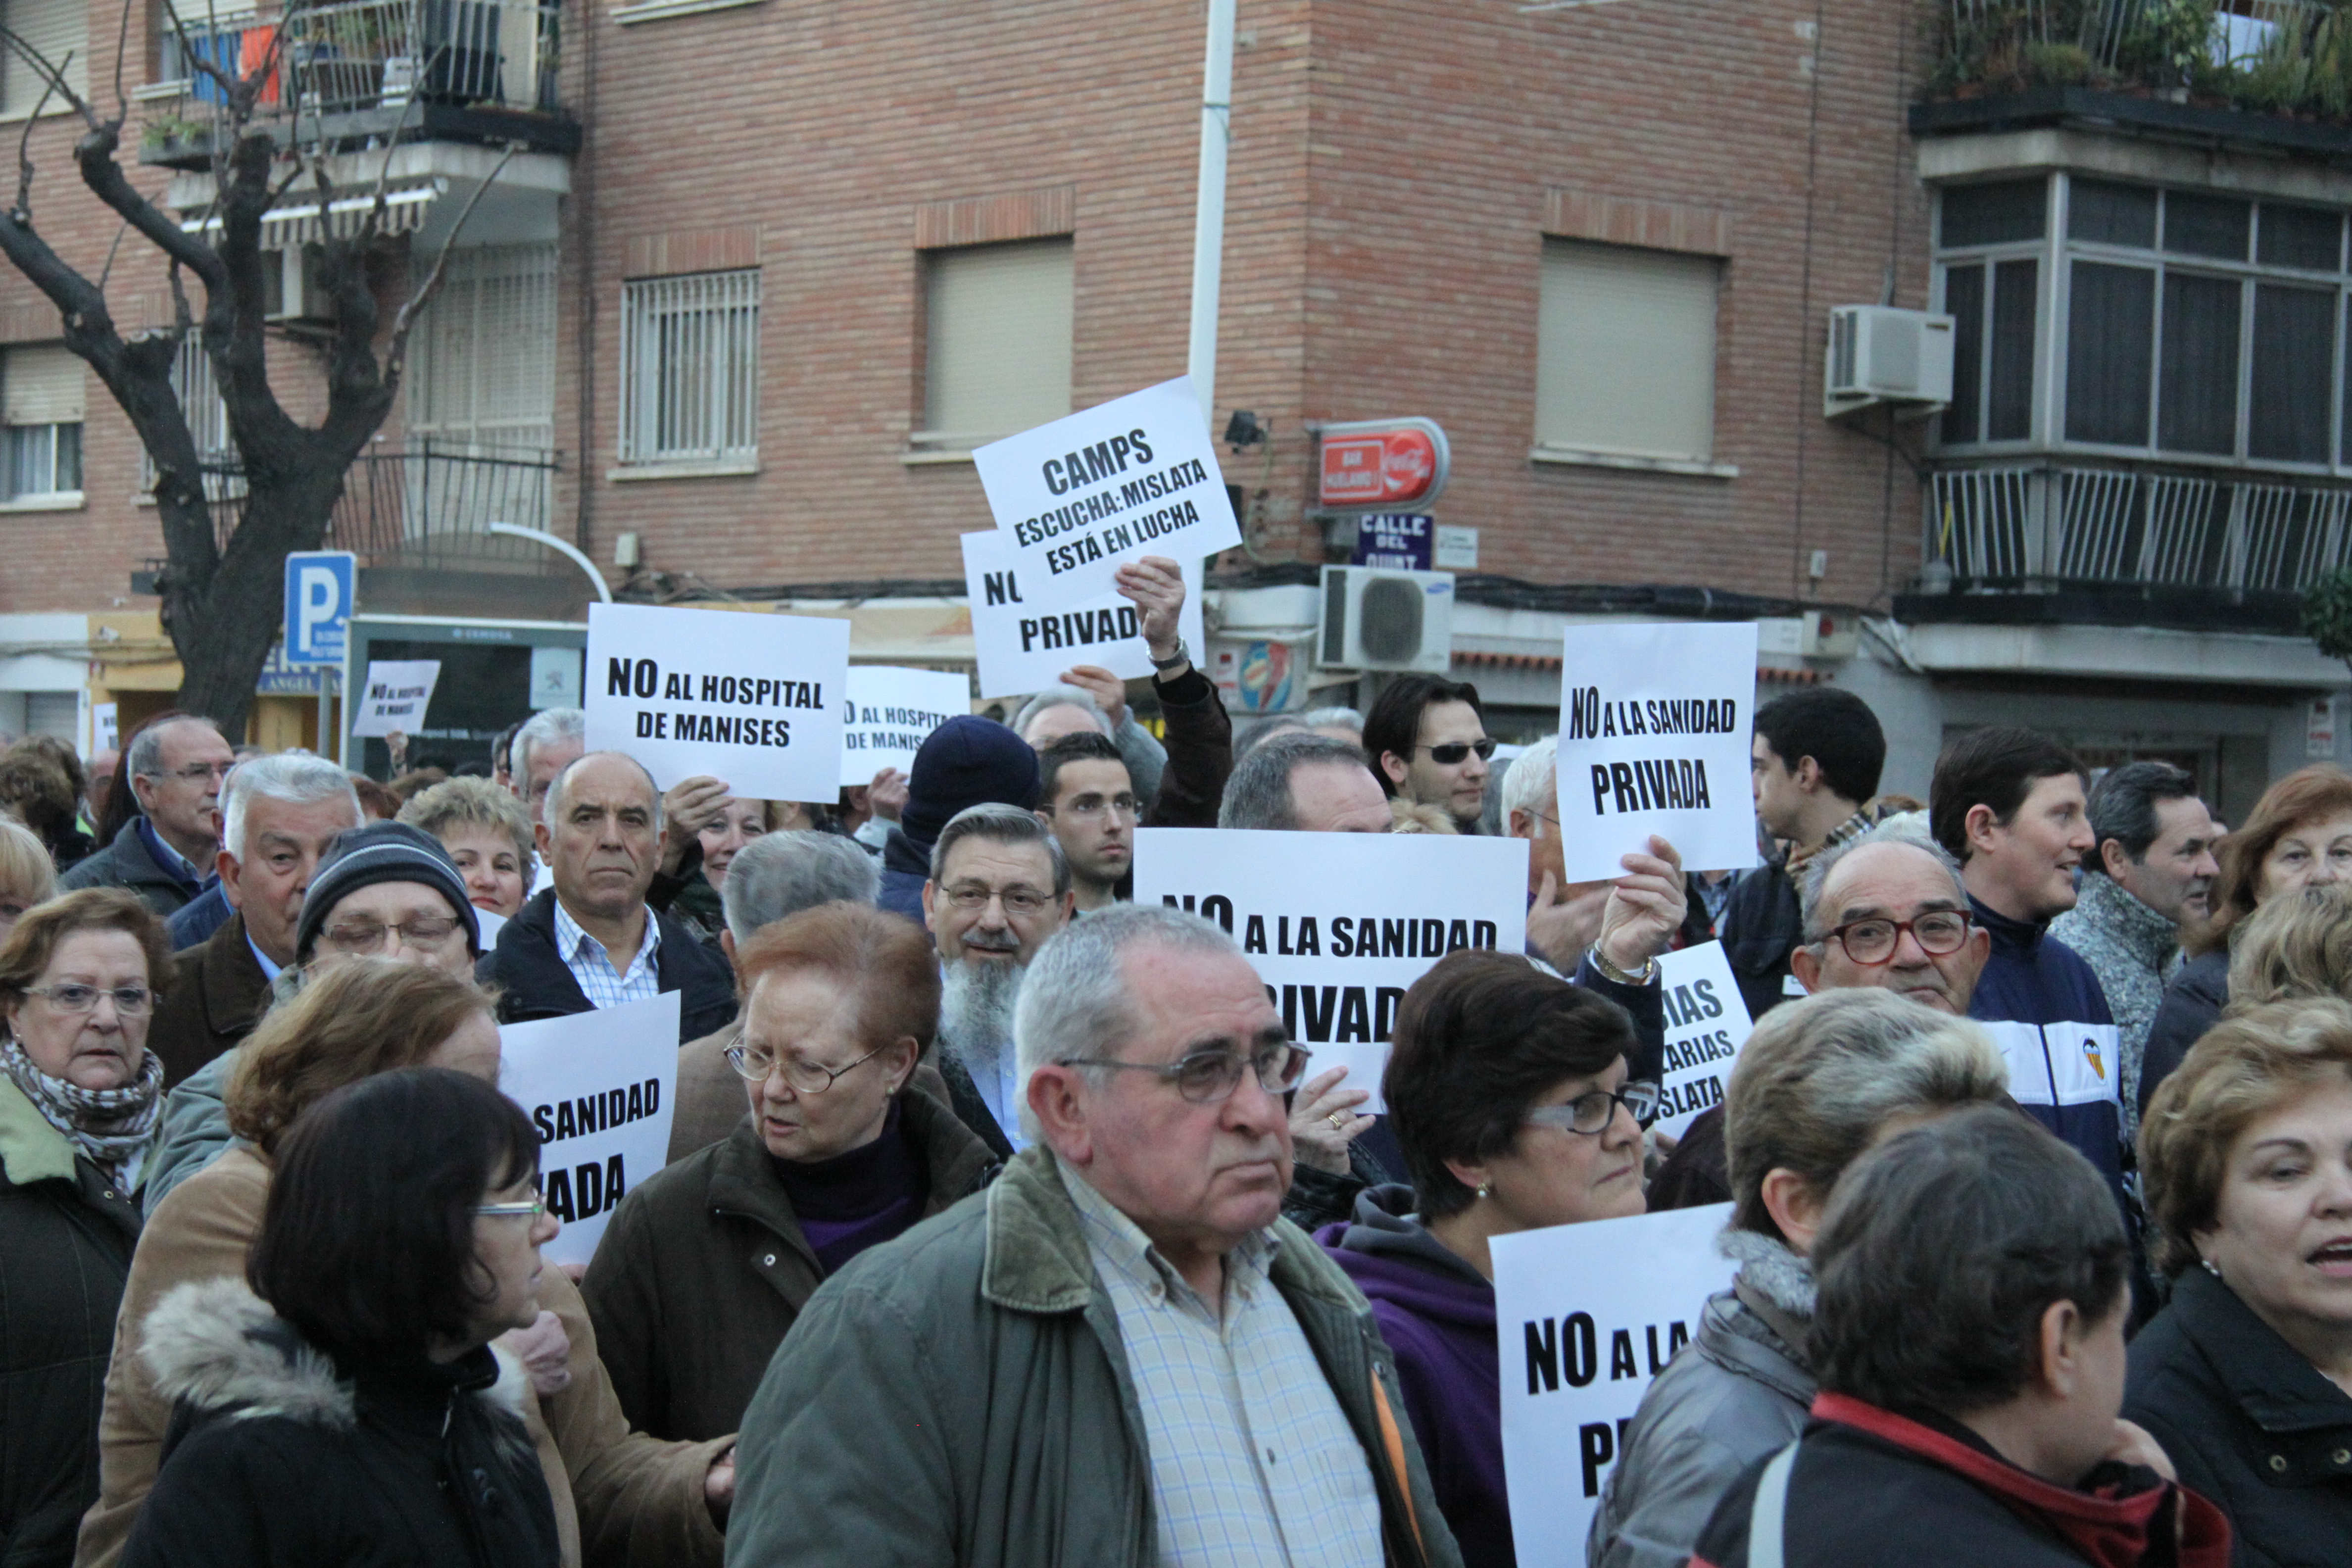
[618,269,761,467]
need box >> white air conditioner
[1825,305,1954,419]
[1318,566,1455,674]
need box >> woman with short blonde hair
[2226,882,2352,1009]
[2126,996,2352,1566]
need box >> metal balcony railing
[1924,462,2352,595]
[191,440,562,569]
[161,0,562,120]
[1931,1,2351,121]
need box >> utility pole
[1186,0,1236,429]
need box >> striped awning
[179,179,446,249]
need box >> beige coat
[74,1146,729,1568]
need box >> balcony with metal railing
[1906,461,2352,631]
[140,0,578,168]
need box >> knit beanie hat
[294,821,482,965]
[900,716,1041,847]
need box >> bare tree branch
[12,63,62,220]
[95,215,129,292]
[0,26,97,131]
[388,142,519,379]
[110,0,131,124]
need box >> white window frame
[615,268,762,476]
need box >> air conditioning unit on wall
[1825,305,1954,419]
[1318,566,1455,674]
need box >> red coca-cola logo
[1321,428,1442,506]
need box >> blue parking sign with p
[283,551,354,667]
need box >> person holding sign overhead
[1591,990,2011,1568]
[482,753,735,1044]
[1319,949,1652,1568]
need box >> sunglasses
[1417,738,1498,765]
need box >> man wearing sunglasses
[727,904,1462,1568]
[1365,675,1495,833]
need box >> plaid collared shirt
[1060,1159,1382,1568]
[552,898,662,1010]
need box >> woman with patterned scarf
[0,888,171,1568]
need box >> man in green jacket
[726,903,1461,1568]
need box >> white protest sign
[1554,622,1761,882]
[1653,941,1755,1138]
[972,376,1242,612]
[351,660,441,738]
[838,666,969,787]
[961,530,1207,699]
[1492,1203,1738,1568]
[498,991,681,1266]
[1131,829,1528,1112]
[585,603,850,800]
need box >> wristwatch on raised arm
[1588,947,1660,986]
[1149,637,1191,672]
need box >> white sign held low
[351,660,441,738]
[1130,829,1528,1112]
[961,531,1207,699]
[585,603,850,801]
[1652,941,1755,1138]
[972,376,1242,612]
[838,666,969,787]
[498,991,681,1266]
[1492,1203,1738,1568]
[1554,622,1762,883]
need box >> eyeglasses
[148,762,233,784]
[473,1192,545,1221]
[941,882,1051,917]
[1044,794,1139,822]
[323,916,462,955]
[1056,1040,1312,1104]
[24,982,153,1016]
[726,1041,887,1094]
[1821,911,1974,966]
[1523,1080,1662,1135]
[1416,738,1497,765]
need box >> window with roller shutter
[916,238,1074,451]
[1534,239,1722,466]
[0,0,85,117]
[1,343,83,500]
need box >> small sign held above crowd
[1553,621,1761,883]
[1131,829,1528,1111]
[837,666,969,787]
[498,992,681,1266]
[1652,941,1755,1138]
[1492,1203,1738,1567]
[351,660,441,738]
[584,602,850,801]
[960,530,1205,699]
[971,376,1241,612]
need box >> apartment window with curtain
[918,238,1073,451]
[1,0,86,115]
[618,269,761,469]
[1533,239,1722,466]
[1934,173,2352,470]
[2,343,83,502]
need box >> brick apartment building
[0,0,2347,820]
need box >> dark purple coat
[1319,1185,1512,1568]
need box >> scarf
[2,1034,165,1185]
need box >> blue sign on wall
[283,551,355,667]
[1355,513,1433,571]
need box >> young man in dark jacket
[1691,1107,2228,1568]
[1933,728,2125,1209]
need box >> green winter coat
[724,1146,1463,1568]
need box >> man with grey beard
[922,803,1076,1154]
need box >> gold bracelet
[1589,948,1659,986]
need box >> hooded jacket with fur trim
[117,1278,560,1568]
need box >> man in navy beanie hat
[878,716,1041,921]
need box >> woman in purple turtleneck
[581,902,999,1442]
[1318,949,1654,1568]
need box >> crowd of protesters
[0,559,2346,1567]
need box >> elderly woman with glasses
[582,901,999,1442]
[1317,948,1654,1568]
[0,890,169,1568]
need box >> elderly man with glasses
[726,903,1463,1568]
[63,715,238,916]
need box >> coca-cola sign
[1316,417,1451,511]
